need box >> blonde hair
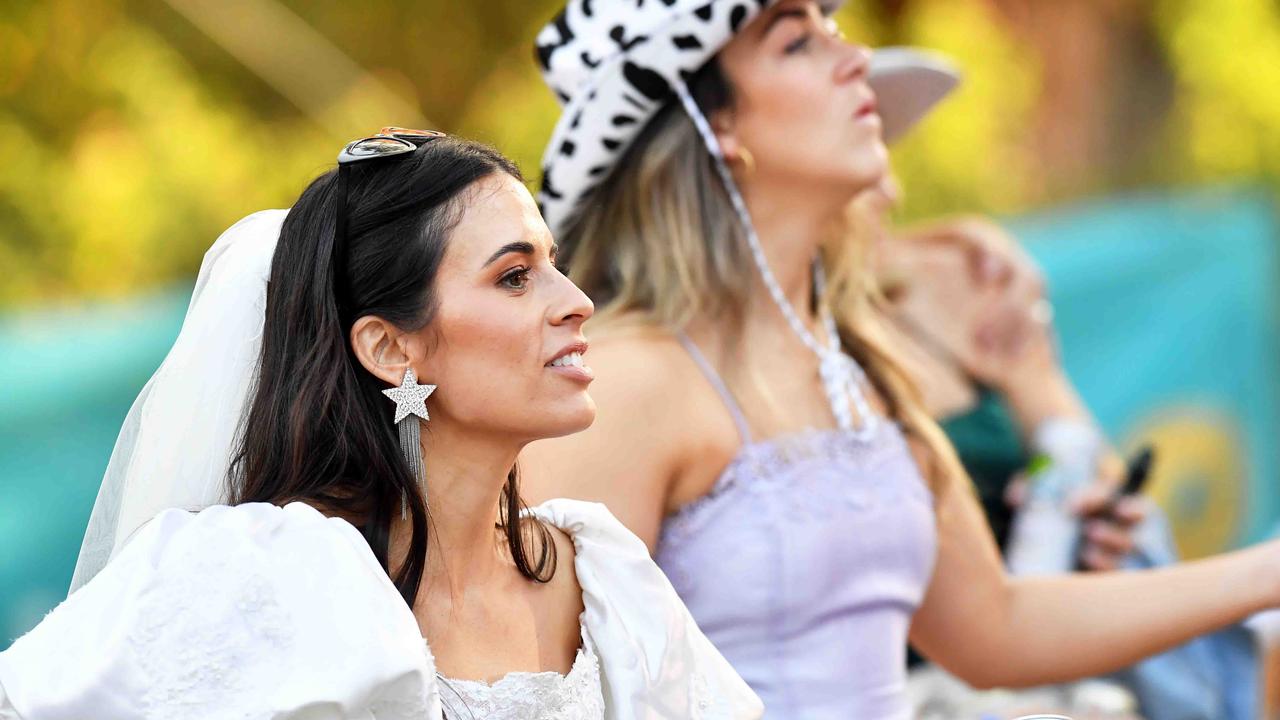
[559,100,752,329]
[556,74,966,496]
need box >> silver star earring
[382,367,436,519]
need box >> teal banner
[1012,188,1280,559]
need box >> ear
[708,107,742,162]
[350,315,413,387]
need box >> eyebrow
[481,240,558,268]
[761,7,809,38]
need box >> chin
[834,153,889,198]
[534,397,598,440]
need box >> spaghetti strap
[675,333,752,443]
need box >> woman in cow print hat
[523,1,1280,718]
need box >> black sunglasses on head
[333,127,446,305]
[338,127,446,164]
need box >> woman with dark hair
[522,2,1280,718]
[0,131,761,719]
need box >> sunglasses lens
[380,127,445,146]
[339,136,415,163]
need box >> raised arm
[883,215,1087,432]
[909,474,1279,688]
[882,215,1143,568]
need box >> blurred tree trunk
[871,0,1176,198]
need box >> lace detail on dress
[129,539,296,718]
[662,421,925,542]
[437,634,605,719]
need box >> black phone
[1117,445,1156,498]
[1074,444,1156,570]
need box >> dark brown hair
[229,137,556,607]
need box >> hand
[917,220,1071,417]
[887,217,1056,390]
[938,220,1055,392]
[1071,489,1150,572]
[896,215,1044,298]
[1005,453,1150,572]
[882,216,1090,429]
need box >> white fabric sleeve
[0,676,20,720]
[530,498,763,719]
[0,502,441,720]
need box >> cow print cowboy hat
[533,0,960,238]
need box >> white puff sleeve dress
[0,499,760,719]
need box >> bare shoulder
[586,318,694,369]
[520,320,717,549]
[533,320,710,460]
[546,523,579,593]
[543,524,584,636]
[512,520,585,675]
[585,323,707,420]
[511,519,581,607]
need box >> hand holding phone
[1075,445,1156,571]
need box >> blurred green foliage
[1,0,1278,308]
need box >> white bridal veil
[70,209,288,592]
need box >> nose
[550,271,594,326]
[833,43,872,86]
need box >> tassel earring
[381,367,436,519]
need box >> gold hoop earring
[735,146,756,175]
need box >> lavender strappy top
[655,336,937,719]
